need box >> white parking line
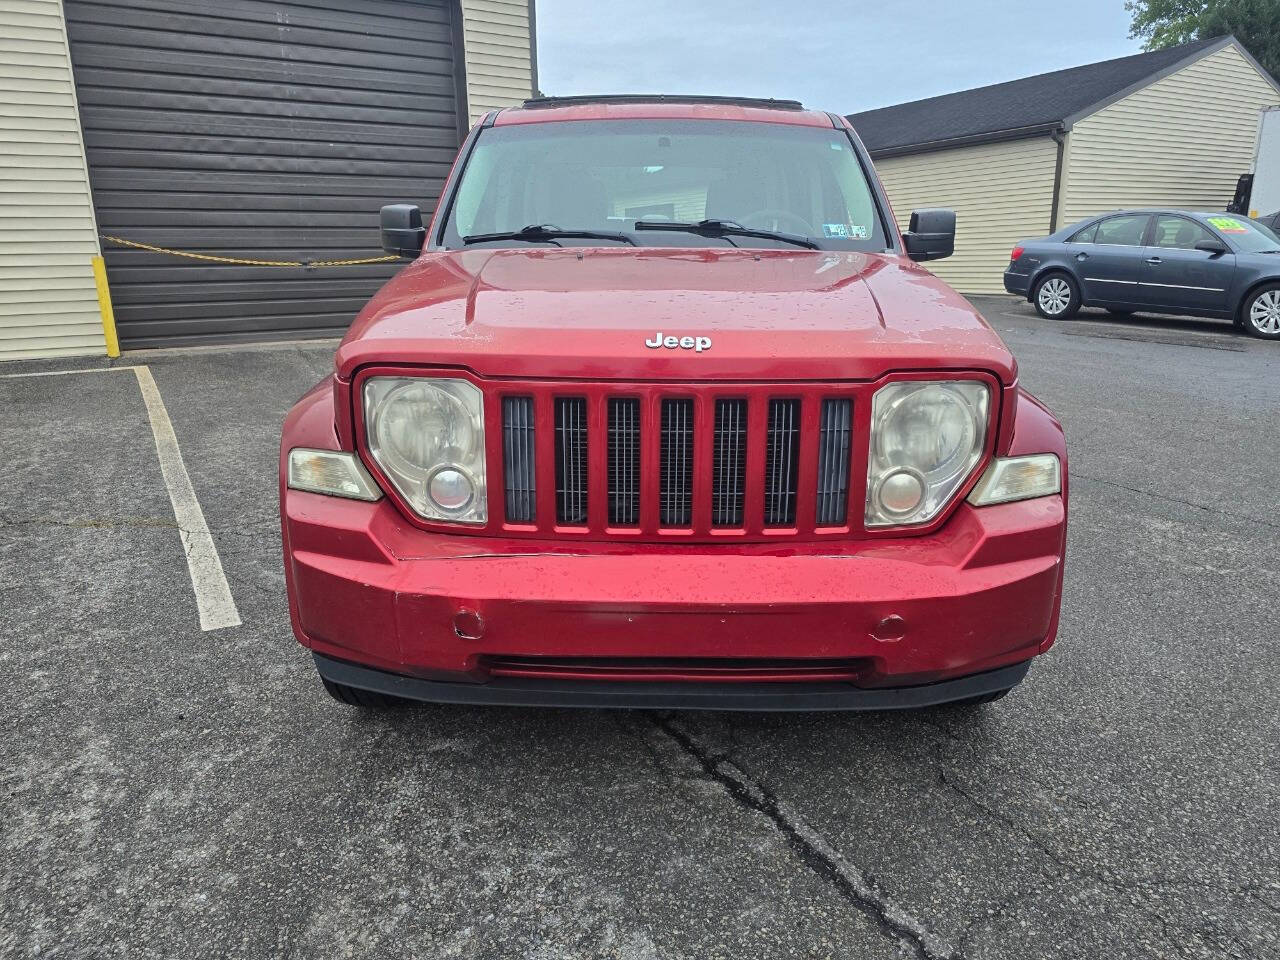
[0,365,141,379]
[133,367,241,632]
[1,363,241,632]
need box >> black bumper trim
[313,653,1032,712]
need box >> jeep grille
[498,382,858,541]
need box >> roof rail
[519,94,806,111]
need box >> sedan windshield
[440,119,888,251]
[1206,214,1280,253]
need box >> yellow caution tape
[100,234,400,268]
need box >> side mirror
[380,204,425,257]
[1194,240,1228,256]
[903,208,956,262]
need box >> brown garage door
[64,0,464,348]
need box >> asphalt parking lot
[2,296,1277,960]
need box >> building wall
[1059,42,1280,224]
[460,0,534,123]
[871,136,1059,294]
[64,0,464,350]
[0,0,105,361]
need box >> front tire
[321,677,407,708]
[1033,272,1080,320]
[1241,283,1280,339]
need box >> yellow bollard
[91,254,120,358]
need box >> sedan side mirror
[1194,239,1228,256]
[903,208,956,262]
[380,204,426,258]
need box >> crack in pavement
[662,712,1272,959]
[296,344,336,381]
[0,514,179,530]
[0,514,279,544]
[932,763,1066,872]
[954,886,1040,955]
[1071,473,1280,530]
[652,715,959,960]
[928,747,1272,959]
[1248,889,1280,916]
[611,713,684,786]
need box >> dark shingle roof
[848,36,1229,156]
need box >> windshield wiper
[633,218,819,250]
[462,224,636,246]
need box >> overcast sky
[535,0,1141,114]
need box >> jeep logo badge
[645,332,712,353]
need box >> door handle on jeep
[1146,256,1162,265]
[1076,252,1089,261]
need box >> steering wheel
[737,208,815,236]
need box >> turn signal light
[968,454,1061,507]
[288,448,382,501]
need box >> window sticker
[1208,216,1249,234]
[821,223,869,239]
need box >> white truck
[1246,106,1280,219]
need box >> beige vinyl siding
[1059,42,1280,224]
[611,186,707,223]
[460,0,534,123]
[0,0,104,361]
[872,136,1059,294]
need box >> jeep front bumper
[283,488,1065,708]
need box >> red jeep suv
[280,95,1067,711]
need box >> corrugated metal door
[64,0,464,348]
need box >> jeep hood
[336,248,1016,384]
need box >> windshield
[439,119,888,251]
[1205,214,1280,253]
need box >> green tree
[1126,0,1280,79]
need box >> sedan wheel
[1245,286,1280,339]
[1033,273,1079,319]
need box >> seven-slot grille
[501,387,857,538]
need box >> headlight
[364,377,487,524]
[866,380,989,527]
